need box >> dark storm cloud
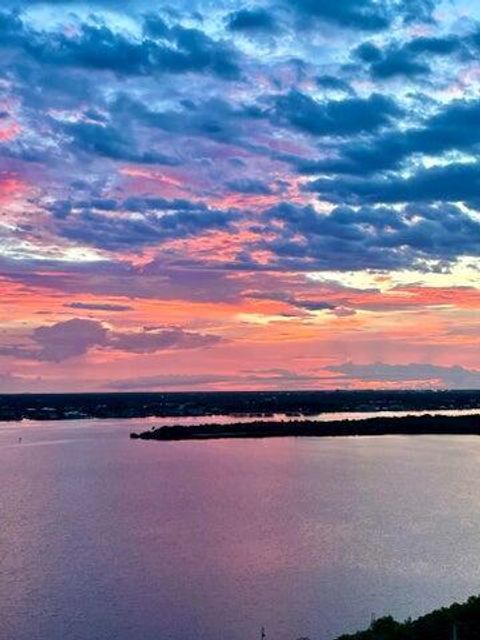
[274,91,401,136]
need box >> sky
[1,0,480,392]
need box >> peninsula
[130,413,480,441]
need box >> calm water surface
[2,418,480,640]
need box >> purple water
[2,418,480,640]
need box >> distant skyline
[2,0,480,391]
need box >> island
[334,594,480,640]
[130,413,480,441]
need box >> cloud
[355,41,430,78]
[109,328,221,353]
[299,97,480,178]
[0,371,56,394]
[246,289,335,313]
[108,373,234,390]
[65,302,133,312]
[308,162,480,205]
[298,99,480,176]
[315,75,354,95]
[330,307,356,317]
[261,202,480,270]
[60,120,179,165]
[47,197,237,250]
[15,318,223,362]
[108,93,268,149]
[226,178,273,194]
[33,318,109,361]
[226,8,278,33]
[274,91,401,136]
[1,0,480,396]
[0,255,248,304]
[354,34,463,79]
[1,11,241,80]
[331,362,480,389]
[108,367,325,391]
[284,0,434,31]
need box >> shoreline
[130,413,480,441]
[2,390,480,422]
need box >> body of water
[7,406,480,430]
[2,417,480,640]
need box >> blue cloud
[274,91,401,136]
[308,162,480,205]
[355,34,464,79]
[0,10,241,80]
[260,202,480,270]
[298,98,480,177]
[315,75,354,94]
[285,0,434,30]
[227,8,278,33]
[61,120,179,165]
[226,178,273,194]
[47,198,238,250]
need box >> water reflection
[2,423,480,640]
[2,406,480,438]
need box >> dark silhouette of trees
[336,596,480,640]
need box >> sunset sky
[2,0,480,391]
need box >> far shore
[130,413,480,441]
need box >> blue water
[1,418,480,640]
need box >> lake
[2,417,480,640]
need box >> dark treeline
[335,595,480,640]
[2,389,480,421]
[130,414,480,441]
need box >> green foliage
[335,596,480,640]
